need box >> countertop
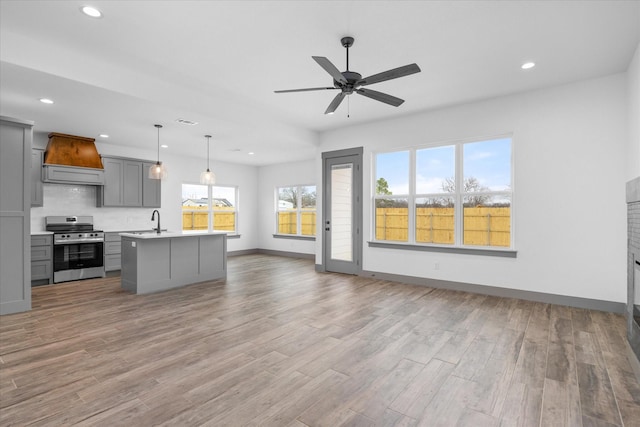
[31,231,54,235]
[119,230,228,239]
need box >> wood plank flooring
[1,254,639,426]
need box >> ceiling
[1,1,638,166]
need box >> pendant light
[199,134,216,185]
[149,124,167,180]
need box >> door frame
[321,147,363,275]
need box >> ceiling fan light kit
[275,36,421,115]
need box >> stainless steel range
[45,216,105,283]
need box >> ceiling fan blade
[356,88,404,107]
[275,87,338,93]
[324,92,346,114]
[313,56,347,84]
[357,63,421,86]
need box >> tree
[441,176,492,206]
[280,186,316,208]
[376,178,392,195]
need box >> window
[182,184,238,233]
[374,137,512,249]
[276,185,316,237]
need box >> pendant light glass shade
[149,124,167,180]
[199,134,216,185]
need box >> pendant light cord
[154,124,163,164]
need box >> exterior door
[322,148,362,275]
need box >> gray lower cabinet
[104,232,122,272]
[31,235,53,286]
[31,148,43,207]
[0,116,33,315]
[97,156,160,208]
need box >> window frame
[274,184,317,239]
[181,183,239,234]
[372,135,515,253]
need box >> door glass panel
[331,163,353,262]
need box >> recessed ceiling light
[81,6,102,18]
[521,62,535,70]
[99,134,109,138]
[161,144,168,148]
[248,152,255,155]
[39,98,54,104]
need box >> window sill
[367,241,517,258]
[273,234,316,241]
[225,234,241,239]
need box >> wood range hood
[42,133,105,185]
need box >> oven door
[53,241,104,272]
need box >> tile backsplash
[31,183,158,232]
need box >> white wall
[31,135,259,253]
[317,73,628,303]
[628,42,640,180]
[257,160,316,255]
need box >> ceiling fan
[275,36,421,115]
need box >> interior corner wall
[162,154,259,253]
[257,160,317,255]
[316,73,628,304]
[628,41,640,180]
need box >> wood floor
[1,254,639,426]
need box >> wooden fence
[182,206,235,231]
[277,210,316,236]
[376,207,510,247]
[183,206,510,246]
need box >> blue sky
[376,138,511,195]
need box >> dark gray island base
[120,231,227,294]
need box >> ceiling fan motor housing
[335,71,363,94]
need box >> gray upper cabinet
[142,162,161,207]
[97,156,160,208]
[123,160,142,206]
[31,148,43,207]
[99,157,124,206]
[0,116,33,315]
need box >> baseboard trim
[257,249,315,259]
[228,248,315,259]
[359,269,625,314]
[228,249,259,257]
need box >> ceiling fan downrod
[341,36,354,71]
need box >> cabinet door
[101,158,124,206]
[0,118,32,314]
[123,160,142,206]
[142,162,161,207]
[31,149,43,207]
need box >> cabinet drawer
[31,244,52,261]
[105,253,121,271]
[31,260,52,281]
[105,241,121,255]
[31,235,52,247]
[105,232,122,242]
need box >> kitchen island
[119,231,227,294]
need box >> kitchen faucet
[151,210,161,234]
